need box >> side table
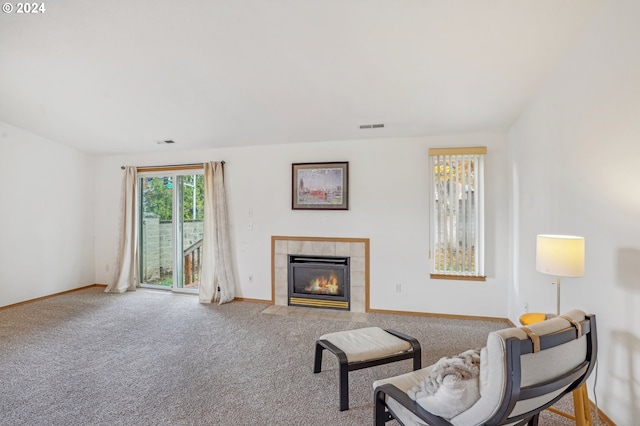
[519,313,592,426]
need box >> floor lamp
[536,235,585,316]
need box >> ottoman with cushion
[313,327,422,411]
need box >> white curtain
[199,162,237,304]
[105,166,138,293]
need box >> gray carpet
[0,287,604,425]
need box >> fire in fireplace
[288,255,350,310]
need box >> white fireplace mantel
[271,236,369,313]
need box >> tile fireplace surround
[271,236,369,313]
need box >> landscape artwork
[292,162,349,210]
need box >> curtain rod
[120,161,224,170]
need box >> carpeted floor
[0,287,605,425]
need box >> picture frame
[292,162,349,210]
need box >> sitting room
[1,1,638,424]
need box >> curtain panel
[105,166,139,293]
[199,161,238,304]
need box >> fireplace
[288,255,350,310]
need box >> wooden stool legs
[573,383,592,426]
[547,383,592,426]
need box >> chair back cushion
[451,309,588,425]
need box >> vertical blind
[429,147,486,278]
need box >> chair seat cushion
[409,348,482,419]
[414,374,480,419]
[373,348,483,424]
[319,327,412,363]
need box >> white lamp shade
[536,235,585,277]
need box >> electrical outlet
[249,275,253,283]
[395,283,402,293]
[524,302,529,313]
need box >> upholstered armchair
[374,310,597,426]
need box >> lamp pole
[556,276,562,316]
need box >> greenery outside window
[429,147,486,281]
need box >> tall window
[429,147,486,280]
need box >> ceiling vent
[359,124,384,129]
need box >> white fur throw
[408,348,482,419]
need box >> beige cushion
[373,365,435,392]
[373,367,436,426]
[404,348,481,419]
[320,327,412,363]
[414,371,480,419]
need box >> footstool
[313,327,421,411]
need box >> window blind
[429,147,485,279]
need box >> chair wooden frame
[374,314,597,426]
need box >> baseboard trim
[0,283,105,311]
[234,297,271,304]
[591,401,616,426]
[366,307,509,323]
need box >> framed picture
[292,162,349,210]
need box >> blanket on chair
[408,348,482,419]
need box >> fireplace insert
[288,255,350,310]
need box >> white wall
[0,121,95,308]
[93,132,509,317]
[508,0,640,423]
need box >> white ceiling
[0,0,606,155]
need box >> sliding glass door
[139,172,204,293]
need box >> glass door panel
[180,175,204,290]
[140,176,174,288]
[139,173,203,293]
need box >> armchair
[374,310,597,426]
